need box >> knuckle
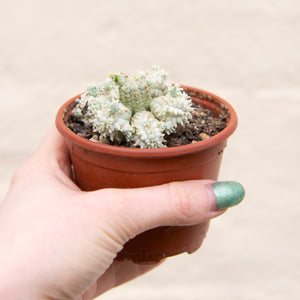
[167,182,198,223]
[11,164,27,184]
[10,161,38,187]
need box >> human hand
[0,127,244,300]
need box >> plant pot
[55,85,238,264]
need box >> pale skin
[0,127,225,300]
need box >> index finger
[33,126,72,178]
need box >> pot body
[56,86,238,263]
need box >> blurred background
[0,0,299,299]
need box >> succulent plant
[73,65,193,148]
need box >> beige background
[0,0,299,299]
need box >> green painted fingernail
[210,181,245,210]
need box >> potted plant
[56,66,238,263]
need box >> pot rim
[56,85,238,158]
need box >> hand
[0,127,244,300]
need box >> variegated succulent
[73,66,193,148]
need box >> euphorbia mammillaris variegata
[73,66,193,148]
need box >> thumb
[90,180,245,240]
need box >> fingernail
[206,181,245,211]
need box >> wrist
[0,271,40,300]
[0,246,36,299]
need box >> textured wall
[0,1,299,299]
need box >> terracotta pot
[56,86,238,264]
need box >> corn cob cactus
[73,66,193,148]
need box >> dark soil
[65,103,228,147]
